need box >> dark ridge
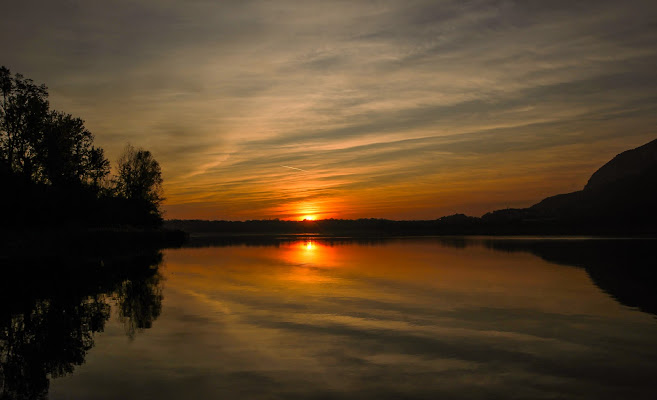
[585,138,657,191]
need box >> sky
[2,0,656,220]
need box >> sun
[301,215,316,221]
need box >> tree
[0,66,109,189]
[115,144,164,223]
[37,111,110,188]
[0,67,49,180]
[1,67,165,228]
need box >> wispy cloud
[2,0,656,219]
[280,165,310,173]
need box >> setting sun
[301,215,316,221]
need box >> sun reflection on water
[287,240,322,265]
[280,240,338,284]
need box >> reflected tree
[116,270,164,339]
[0,296,110,400]
[0,250,164,400]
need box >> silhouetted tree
[0,67,109,189]
[1,66,166,228]
[37,111,110,188]
[0,67,49,181]
[114,144,164,224]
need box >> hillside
[526,138,657,226]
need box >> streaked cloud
[2,0,656,219]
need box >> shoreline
[180,232,657,248]
[0,227,189,257]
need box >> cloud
[2,0,656,218]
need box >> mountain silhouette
[585,138,657,191]
[524,138,657,228]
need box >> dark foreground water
[2,237,657,399]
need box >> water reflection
[115,267,164,339]
[108,237,653,400]
[474,238,657,316]
[0,250,163,399]
[185,236,657,317]
[5,237,657,399]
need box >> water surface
[3,238,657,399]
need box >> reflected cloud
[135,239,657,399]
[471,237,657,317]
[22,238,655,399]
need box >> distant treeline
[165,212,655,236]
[0,66,164,228]
[166,218,466,236]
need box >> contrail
[280,165,309,173]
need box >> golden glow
[163,239,633,316]
[105,240,656,398]
[285,240,326,267]
[163,143,611,220]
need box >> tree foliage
[39,111,110,187]
[0,67,109,188]
[0,66,49,181]
[0,66,164,227]
[114,144,165,225]
[115,144,163,206]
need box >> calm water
[2,237,657,399]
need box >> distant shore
[178,232,657,249]
[165,218,657,239]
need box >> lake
[2,237,657,399]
